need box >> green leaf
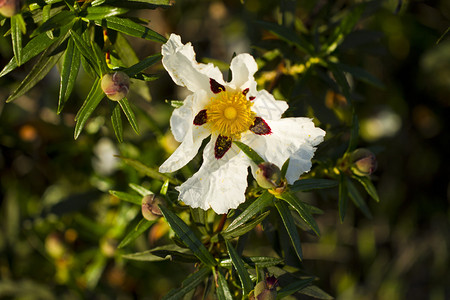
[162,267,211,300]
[219,256,284,268]
[277,192,320,236]
[83,6,128,20]
[129,183,153,197]
[215,270,233,300]
[70,29,101,76]
[159,205,217,266]
[354,175,379,202]
[111,102,124,143]
[225,240,253,297]
[337,63,384,89]
[290,179,338,192]
[275,200,303,261]
[58,37,80,114]
[346,112,359,153]
[96,17,166,43]
[338,174,348,223]
[31,10,75,38]
[118,218,154,248]
[276,277,315,299]
[328,62,352,105]
[122,244,198,263]
[346,177,372,219]
[74,79,104,139]
[118,156,181,185]
[234,140,264,165]
[6,38,66,103]
[124,53,162,77]
[221,210,270,239]
[118,98,139,134]
[109,190,142,205]
[225,191,273,233]
[11,14,24,66]
[299,285,334,299]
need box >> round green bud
[350,148,377,176]
[101,71,130,101]
[255,162,282,189]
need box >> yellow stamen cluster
[205,91,255,139]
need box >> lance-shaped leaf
[275,200,303,261]
[221,210,270,239]
[58,37,80,113]
[346,113,359,153]
[225,240,253,297]
[111,102,124,142]
[159,205,217,266]
[118,156,181,185]
[96,16,166,43]
[122,244,197,263]
[353,175,379,202]
[290,179,338,192]
[118,97,139,134]
[219,256,284,268]
[70,29,101,76]
[118,218,154,248]
[129,183,152,197]
[346,177,372,219]
[276,277,315,299]
[234,141,264,165]
[277,192,320,236]
[11,14,24,66]
[31,10,75,38]
[337,63,385,89]
[338,174,349,223]
[225,190,273,233]
[298,285,333,299]
[109,190,142,205]
[215,269,233,300]
[74,79,104,139]
[328,62,352,105]
[124,53,162,77]
[82,6,129,20]
[162,267,211,300]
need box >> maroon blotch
[249,96,255,101]
[210,78,225,94]
[214,135,232,159]
[193,109,207,126]
[250,117,271,135]
[242,88,249,96]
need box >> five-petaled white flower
[159,34,325,214]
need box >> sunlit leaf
[109,190,142,205]
[354,175,379,202]
[122,244,197,263]
[219,256,284,268]
[11,14,23,66]
[83,6,128,20]
[118,218,154,248]
[74,79,104,139]
[70,29,101,76]
[290,179,338,192]
[118,97,139,134]
[58,37,81,113]
[124,53,162,77]
[221,210,270,239]
[31,10,75,38]
[111,102,124,143]
[234,141,264,165]
[215,270,233,300]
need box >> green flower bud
[0,0,19,17]
[142,194,163,221]
[254,276,278,300]
[101,71,130,101]
[350,148,377,176]
[255,162,282,189]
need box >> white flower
[159,34,325,214]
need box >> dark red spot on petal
[214,135,232,159]
[193,109,207,126]
[250,117,271,135]
[210,78,225,94]
[242,88,249,96]
[249,96,255,101]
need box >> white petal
[229,54,258,96]
[252,90,289,121]
[162,34,225,93]
[159,124,210,173]
[176,139,250,214]
[243,118,325,182]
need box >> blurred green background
[0,0,449,299]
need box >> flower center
[205,90,255,139]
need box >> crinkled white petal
[229,53,258,96]
[162,34,225,93]
[243,118,325,183]
[252,90,289,121]
[176,138,251,214]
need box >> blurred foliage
[0,0,449,299]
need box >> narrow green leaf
[11,14,23,66]
[216,270,233,300]
[290,179,338,192]
[118,218,154,248]
[225,191,273,233]
[354,175,379,202]
[346,112,359,153]
[118,156,181,185]
[58,37,80,113]
[277,192,320,236]
[122,244,197,263]
[162,267,211,300]
[83,6,128,20]
[109,190,142,205]
[219,256,284,268]
[96,17,166,43]
[124,53,162,77]
[338,174,348,223]
[275,200,303,261]
[74,79,104,139]
[159,179,170,196]
[276,277,315,299]
[111,102,124,143]
[346,177,372,219]
[233,141,264,165]
[299,285,334,299]
[337,63,385,89]
[70,29,101,76]
[129,183,153,197]
[31,10,75,38]
[225,240,253,297]
[328,62,352,105]
[118,98,139,134]
[159,205,217,266]
[221,210,270,239]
